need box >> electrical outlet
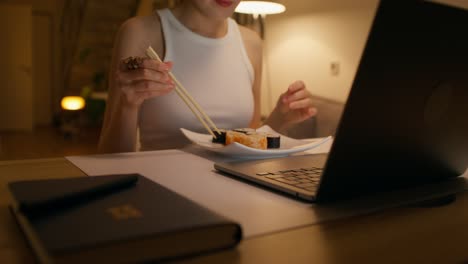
[330,61,340,76]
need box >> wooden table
[1,158,467,264]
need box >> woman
[98,0,317,153]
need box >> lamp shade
[235,1,286,15]
[61,96,85,111]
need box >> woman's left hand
[265,80,317,132]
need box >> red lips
[215,0,233,8]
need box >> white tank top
[138,9,255,150]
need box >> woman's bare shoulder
[238,24,263,53]
[116,13,164,56]
[121,13,160,33]
[237,24,263,70]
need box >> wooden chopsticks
[145,46,221,138]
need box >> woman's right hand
[116,57,175,108]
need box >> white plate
[180,126,332,158]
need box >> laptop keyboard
[256,167,322,192]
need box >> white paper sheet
[66,144,467,238]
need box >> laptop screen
[315,0,468,201]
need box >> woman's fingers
[283,89,308,104]
[137,87,174,100]
[282,82,309,103]
[283,80,317,117]
[302,107,318,118]
[119,57,172,79]
[118,57,173,83]
[131,81,175,93]
[117,57,175,94]
[287,80,306,94]
[288,97,313,110]
[121,80,174,95]
[119,57,171,72]
[119,68,172,85]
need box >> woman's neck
[171,4,228,38]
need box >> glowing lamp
[235,1,286,16]
[61,96,85,111]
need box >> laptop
[214,0,468,203]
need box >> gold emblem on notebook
[107,204,142,220]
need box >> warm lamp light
[61,96,85,111]
[235,1,286,16]
[234,1,286,38]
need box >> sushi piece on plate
[225,130,267,150]
[211,128,281,149]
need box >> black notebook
[8,174,242,263]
